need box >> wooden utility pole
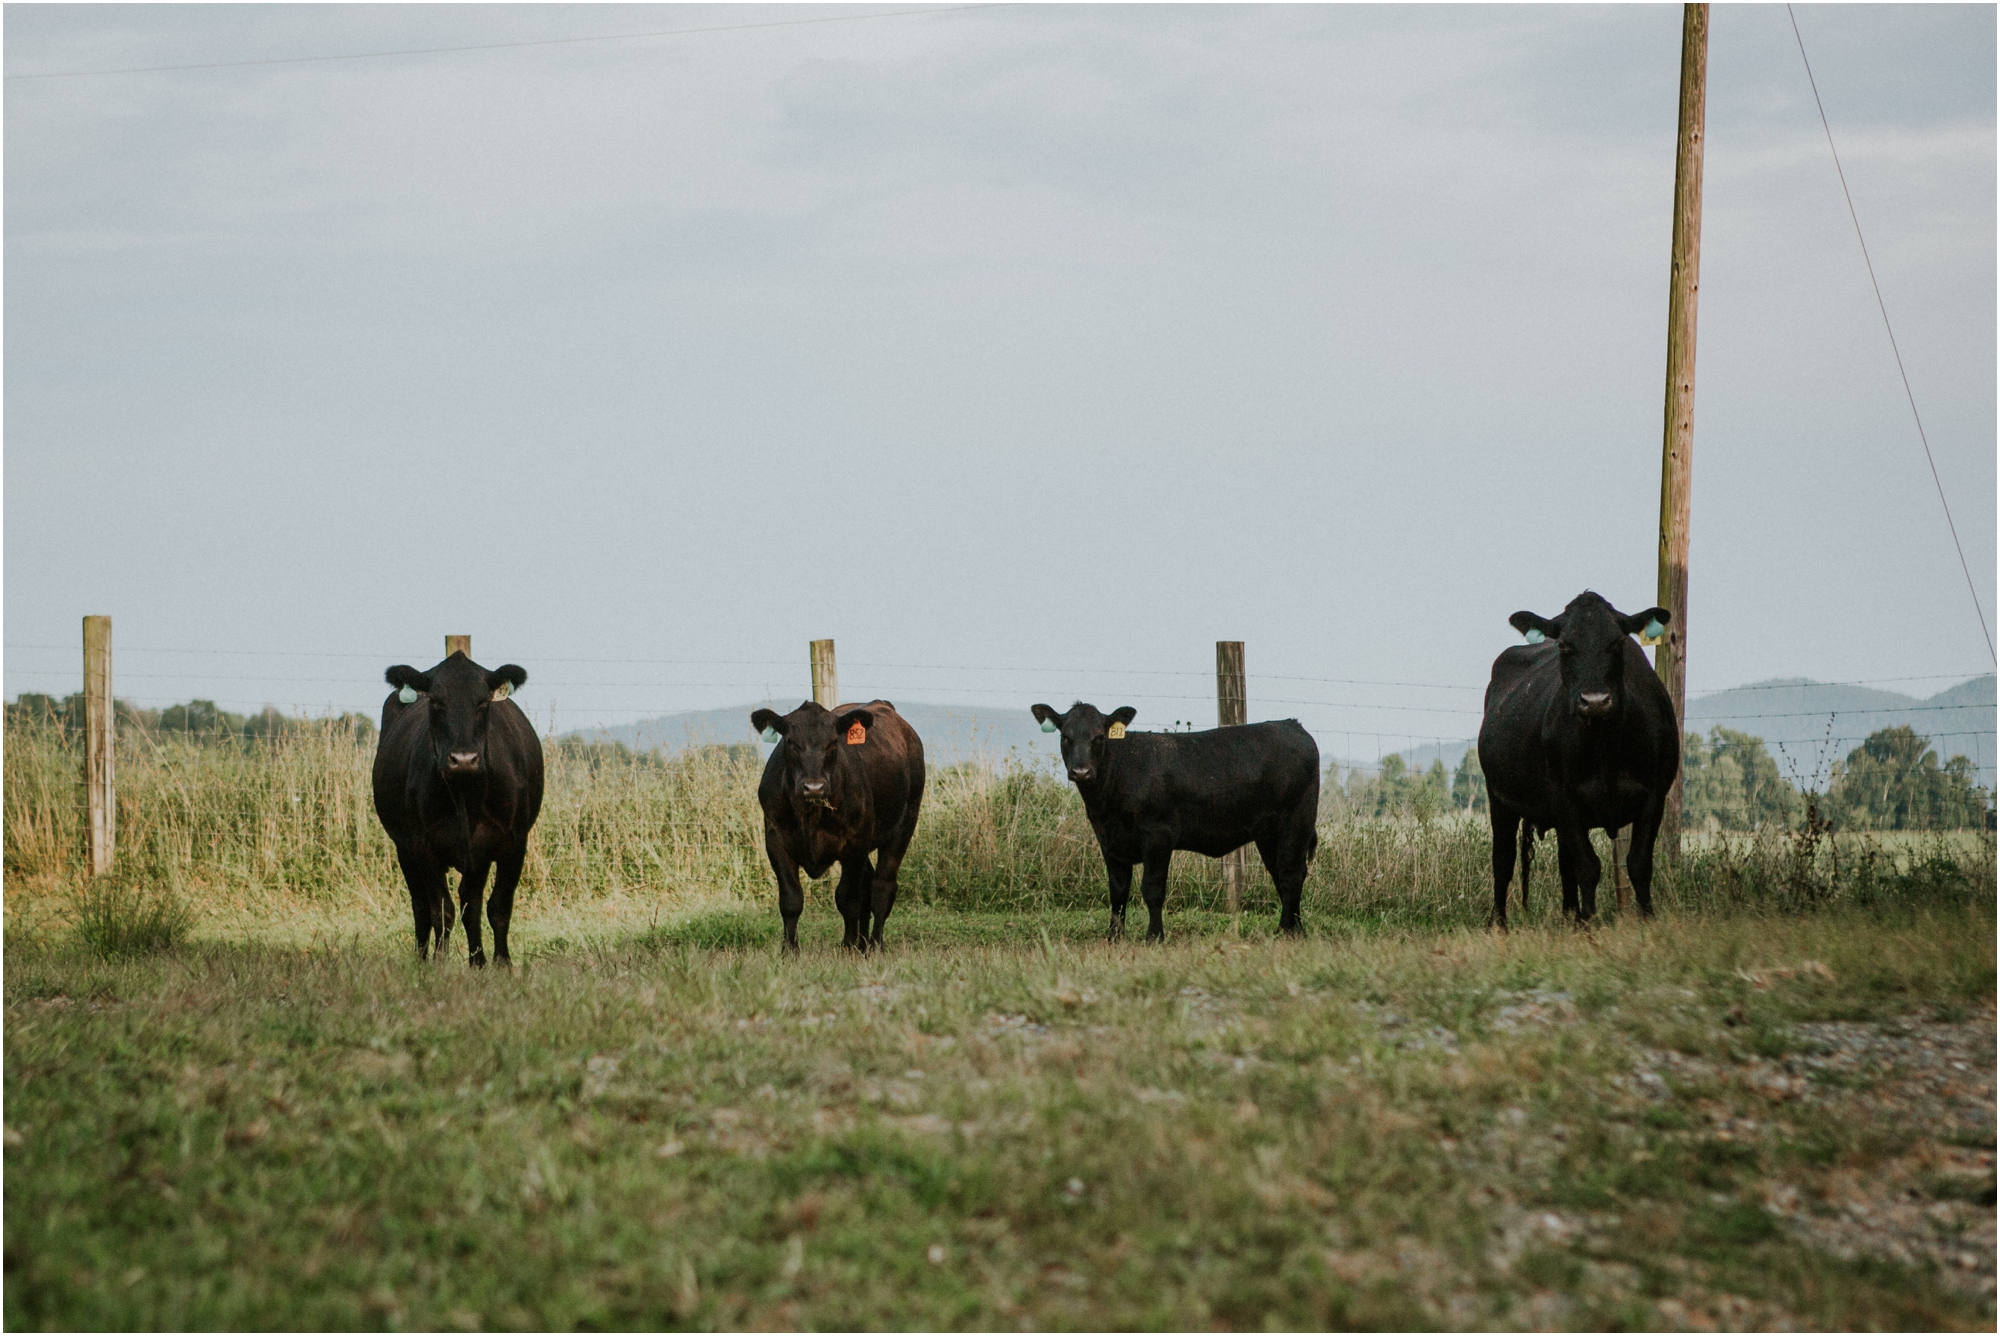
[1216,641,1248,917]
[83,615,115,877]
[810,639,839,710]
[1656,2,1707,860]
[446,634,471,660]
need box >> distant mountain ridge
[569,675,1996,790]
[568,699,1061,769]
[1684,674,1994,787]
[1392,674,1994,788]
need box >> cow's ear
[1619,607,1671,638]
[1109,706,1138,727]
[485,665,528,701]
[385,665,432,693]
[751,708,787,741]
[1031,703,1064,733]
[1508,611,1558,645]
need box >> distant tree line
[6,693,375,747]
[1323,724,1992,831]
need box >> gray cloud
[6,4,1993,757]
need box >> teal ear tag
[1640,618,1666,646]
[1040,719,1058,733]
[1523,628,1545,645]
[761,727,781,744]
[397,685,419,704]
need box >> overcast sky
[6,3,1994,759]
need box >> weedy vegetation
[5,716,1995,1329]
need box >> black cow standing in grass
[1477,591,1678,928]
[751,699,925,954]
[1029,702,1320,940]
[373,652,543,965]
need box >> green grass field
[5,722,1996,1329]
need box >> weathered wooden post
[1655,2,1707,860]
[446,634,471,659]
[1216,641,1248,918]
[83,615,115,876]
[810,639,839,710]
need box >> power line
[3,5,1001,81]
[1786,5,1995,665]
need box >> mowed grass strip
[6,905,1993,1330]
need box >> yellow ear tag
[491,682,512,701]
[846,721,866,745]
[1107,722,1127,740]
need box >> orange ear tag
[846,722,867,745]
[1107,722,1127,739]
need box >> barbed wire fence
[6,638,1994,792]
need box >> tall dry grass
[5,717,1990,940]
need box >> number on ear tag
[1107,721,1127,740]
[1523,628,1546,645]
[491,682,512,702]
[846,721,866,745]
[397,685,419,705]
[761,726,781,744]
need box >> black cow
[1029,702,1320,939]
[750,699,925,954]
[1476,591,1678,927]
[372,652,544,965]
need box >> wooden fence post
[1217,641,1248,918]
[83,615,115,877]
[810,639,839,710]
[446,635,471,659]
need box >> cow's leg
[1104,854,1135,940]
[834,856,873,953]
[1518,823,1534,920]
[1553,826,1583,921]
[459,860,493,967]
[766,839,807,955]
[868,847,904,949]
[1139,846,1173,942]
[1487,803,1521,930]
[487,851,524,966]
[1578,830,1607,922]
[396,845,447,959]
[1626,798,1665,920]
[1255,834,1307,936]
[866,797,922,949]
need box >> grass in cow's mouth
[5,904,1993,1330]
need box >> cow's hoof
[468,955,487,969]
[493,956,513,970]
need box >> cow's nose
[1069,765,1094,782]
[447,751,480,771]
[802,779,826,795]
[1578,692,1613,715]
